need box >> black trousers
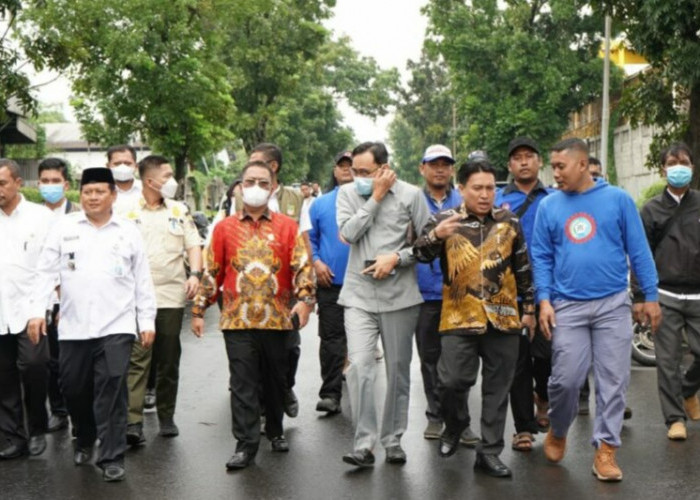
[47,305,68,415]
[224,330,289,455]
[438,327,519,455]
[60,334,133,466]
[415,300,445,423]
[509,334,539,433]
[286,329,301,390]
[0,331,49,445]
[317,286,347,401]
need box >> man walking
[0,159,53,459]
[636,142,700,440]
[124,155,203,445]
[413,145,470,442]
[106,145,143,215]
[531,138,660,482]
[37,158,80,434]
[495,137,554,450]
[191,160,315,471]
[415,158,535,478]
[28,167,157,481]
[337,141,430,467]
[307,151,353,414]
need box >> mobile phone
[364,259,377,268]
[291,313,300,330]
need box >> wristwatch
[191,270,203,279]
[300,296,316,306]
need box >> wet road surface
[2,311,699,499]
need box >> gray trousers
[344,305,420,451]
[656,293,700,426]
[548,290,632,448]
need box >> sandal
[512,432,534,451]
[533,392,550,430]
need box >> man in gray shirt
[337,142,430,467]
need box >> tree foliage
[20,0,237,179]
[424,0,613,175]
[596,0,700,181]
[0,0,35,121]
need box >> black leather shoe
[158,418,179,437]
[73,446,92,466]
[474,453,512,478]
[284,389,299,418]
[438,431,460,458]
[101,462,126,482]
[270,436,289,452]
[316,398,341,414]
[126,423,146,446]
[28,435,47,456]
[0,441,28,460]
[48,413,69,432]
[385,445,406,464]
[226,451,254,470]
[342,448,375,468]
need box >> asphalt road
[1,310,699,500]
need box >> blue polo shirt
[417,187,463,301]
[308,187,350,286]
[495,180,554,247]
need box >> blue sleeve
[530,201,554,302]
[494,188,504,207]
[308,201,321,262]
[621,193,658,301]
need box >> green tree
[218,1,398,183]
[595,1,700,181]
[0,0,34,121]
[388,114,424,185]
[424,0,615,175]
[20,0,236,180]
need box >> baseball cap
[422,144,455,164]
[507,137,540,158]
[467,150,489,162]
[334,151,352,165]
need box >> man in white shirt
[0,159,54,460]
[107,144,143,215]
[28,167,157,482]
[37,158,81,433]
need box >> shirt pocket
[165,218,185,253]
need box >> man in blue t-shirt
[306,151,353,414]
[495,137,554,452]
[414,145,474,444]
[531,138,660,482]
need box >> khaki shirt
[123,198,201,308]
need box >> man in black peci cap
[28,167,157,482]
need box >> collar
[0,194,27,217]
[238,208,272,221]
[423,185,451,203]
[665,187,687,205]
[138,196,166,211]
[77,210,122,228]
[458,203,497,222]
[501,179,547,196]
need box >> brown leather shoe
[543,429,566,463]
[592,442,622,481]
[684,395,700,421]
[667,421,687,440]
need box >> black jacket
[639,188,700,294]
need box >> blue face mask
[39,184,65,204]
[354,177,374,196]
[666,165,692,188]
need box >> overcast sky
[34,0,429,143]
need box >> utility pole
[601,14,612,177]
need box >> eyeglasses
[242,178,271,189]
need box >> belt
[659,289,700,301]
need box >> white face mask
[242,185,270,208]
[158,177,178,199]
[111,165,135,182]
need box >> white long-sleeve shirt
[30,211,157,339]
[0,195,55,334]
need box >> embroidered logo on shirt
[565,213,596,244]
